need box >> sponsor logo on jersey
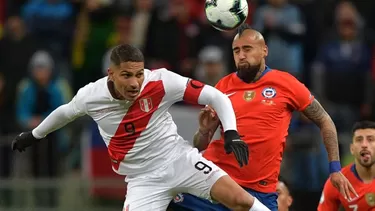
[173,193,184,203]
[139,98,153,112]
[262,87,276,99]
[243,91,255,101]
[366,193,375,206]
[226,92,236,97]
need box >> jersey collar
[106,77,116,101]
[351,163,375,182]
[351,164,362,182]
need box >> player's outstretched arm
[160,68,249,166]
[185,81,249,167]
[302,99,358,200]
[12,86,88,152]
[192,107,220,151]
[302,99,339,162]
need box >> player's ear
[263,45,268,57]
[350,143,354,155]
[287,196,293,207]
[108,68,114,80]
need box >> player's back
[318,164,375,211]
[75,69,192,176]
[203,67,314,193]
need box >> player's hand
[330,172,359,201]
[11,131,42,152]
[223,130,249,167]
[198,106,219,133]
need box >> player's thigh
[210,175,255,208]
[172,148,227,200]
[124,173,172,210]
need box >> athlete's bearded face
[108,61,145,101]
[232,30,267,83]
[351,129,375,168]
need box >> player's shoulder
[144,68,176,81]
[342,163,354,171]
[215,72,236,90]
[268,69,298,82]
[267,69,307,89]
[324,164,354,187]
[75,77,109,101]
[341,163,355,177]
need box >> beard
[236,61,261,83]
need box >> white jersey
[32,68,237,176]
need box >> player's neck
[107,80,125,100]
[253,63,266,82]
[355,163,375,183]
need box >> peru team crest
[262,87,276,99]
[366,193,375,207]
[243,91,255,102]
[139,98,153,112]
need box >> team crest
[139,98,153,112]
[173,193,184,203]
[243,91,255,102]
[262,87,276,99]
[365,193,375,207]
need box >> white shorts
[123,147,227,211]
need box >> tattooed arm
[302,99,340,162]
[193,130,214,152]
[193,107,220,152]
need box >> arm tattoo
[302,99,340,161]
[302,99,326,126]
[193,130,211,152]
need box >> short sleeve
[287,75,314,111]
[214,80,223,91]
[317,179,340,211]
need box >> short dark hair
[237,23,252,36]
[278,176,290,191]
[110,44,144,66]
[352,121,375,133]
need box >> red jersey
[203,68,314,193]
[318,164,375,211]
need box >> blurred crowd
[0,0,375,210]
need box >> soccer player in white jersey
[11,44,270,211]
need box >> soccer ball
[205,0,249,31]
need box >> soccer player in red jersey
[318,121,375,211]
[169,24,357,211]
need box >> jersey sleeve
[286,74,314,111]
[159,68,211,105]
[69,84,90,116]
[159,68,237,132]
[32,84,90,138]
[317,179,341,211]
